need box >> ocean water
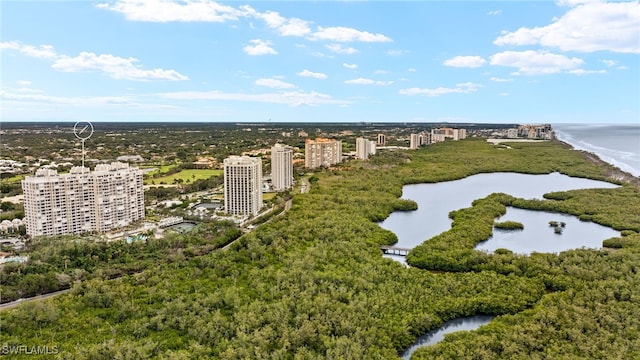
[553,124,640,177]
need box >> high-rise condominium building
[21,162,145,237]
[377,133,386,146]
[304,138,342,169]
[271,144,293,191]
[410,133,425,149]
[356,137,376,160]
[224,156,263,216]
[431,128,467,142]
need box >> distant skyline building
[304,138,342,169]
[271,143,293,191]
[516,124,554,139]
[431,128,467,143]
[21,162,145,237]
[377,133,386,146]
[224,156,263,216]
[410,133,425,149]
[356,137,376,160]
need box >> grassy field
[142,164,178,177]
[144,169,222,185]
[263,192,276,200]
[1,174,25,184]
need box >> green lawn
[1,174,25,184]
[142,164,178,177]
[145,169,222,185]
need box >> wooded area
[2,139,638,359]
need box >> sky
[1,0,639,124]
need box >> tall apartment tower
[304,138,342,169]
[410,133,424,149]
[356,137,376,160]
[224,156,263,216]
[376,133,386,146]
[431,128,467,142]
[271,144,293,191]
[21,162,144,237]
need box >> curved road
[0,289,70,311]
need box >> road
[0,289,70,311]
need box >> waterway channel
[401,315,495,359]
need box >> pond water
[402,315,494,359]
[379,172,619,251]
[196,202,222,209]
[476,207,620,254]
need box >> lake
[402,315,495,359]
[476,207,620,254]
[379,172,619,252]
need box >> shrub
[494,221,524,230]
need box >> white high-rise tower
[355,137,376,160]
[224,156,263,216]
[271,144,293,191]
[21,162,144,237]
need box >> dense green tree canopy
[2,139,639,359]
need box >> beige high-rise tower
[224,156,263,216]
[271,144,293,191]
[304,138,342,169]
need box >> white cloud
[374,69,388,75]
[555,0,600,7]
[52,52,188,81]
[1,91,135,106]
[158,90,349,107]
[243,39,278,56]
[387,49,409,56]
[2,41,186,81]
[345,78,374,85]
[310,26,392,42]
[343,63,358,69]
[490,50,583,75]
[500,92,510,96]
[1,41,58,59]
[17,80,32,86]
[490,77,513,82]
[443,56,486,68]
[494,1,640,53]
[10,87,44,94]
[96,0,243,22]
[241,6,311,37]
[325,44,358,54]
[568,69,606,75]
[344,78,393,86]
[399,82,483,96]
[297,69,327,79]
[601,59,628,70]
[408,68,417,72]
[488,10,502,16]
[310,52,333,59]
[255,78,296,89]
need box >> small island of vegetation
[494,220,525,230]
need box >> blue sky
[1,0,638,123]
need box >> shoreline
[554,139,640,189]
